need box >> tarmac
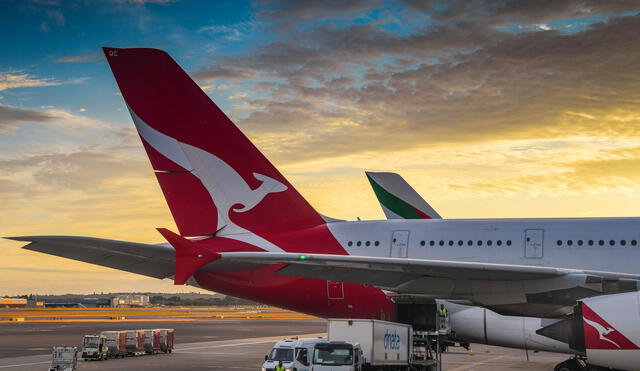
[0,318,571,370]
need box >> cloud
[0,104,115,135]
[0,72,60,91]
[53,54,99,63]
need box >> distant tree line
[149,295,257,306]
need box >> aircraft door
[524,229,544,258]
[391,230,410,258]
[327,280,344,300]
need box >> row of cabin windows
[557,239,638,247]
[421,239,513,247]
[347,240,514,247]
[347,241,380,247]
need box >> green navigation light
[299,255,307,260]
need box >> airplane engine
[441,301,573,354]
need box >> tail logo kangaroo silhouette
[129,106,287,252]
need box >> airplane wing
[6,236,175,279]
[212,251,640,317]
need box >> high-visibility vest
[439,307,447,317]
[276,365,285,371]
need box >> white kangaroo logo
[129,107,287,252]
[583,317,620,349]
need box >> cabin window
[458,240,463,246]
[506,240,512,246]
[477,240,483,246]
[448,240,454,246]
[497,240,502,246]
[487,240,493,246]
[632,240,638,246]
[557,240,562,246]
[588,240,594,246]
[578,240,583,246]
[598,240,604,246]
[365,241,370,247]
[439,240,444,246]
[430,240,435,246]
[357,241,361,247]
[567,240,573,246]
[420,240,426,246]
[621,240,627,246]
[609,240,615,246]
[348,241,353,247]
[467,240,473,246]
[374,241,380,246]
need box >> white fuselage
[324,217,640,275]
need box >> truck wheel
[554,359,580,371]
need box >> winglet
[157,228,220,285]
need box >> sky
[1,0,640,295]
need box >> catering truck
[311,319,436,371]
[319,319,411,371]
[262,337,327,371]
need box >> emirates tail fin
[365,171,442,219]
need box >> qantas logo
[129,107,286,252]
[582,303,639,350]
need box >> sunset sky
[1,0,640,295]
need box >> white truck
[48,346,77,371]
[81,334,109,361]
[262,338,327,371]
[310,319,436,371]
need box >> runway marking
[176,339,278,351]
[0,360,49,369]
[445,355,508,371]
[178,352,246,355]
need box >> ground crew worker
[439,304,448,318]
[276,360,285,371]
[438,304,448,331]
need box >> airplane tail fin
[103,47,325,237]
[365,171,442,219]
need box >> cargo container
[125,330,145,356]
[143,329,161,354]
[159,329,174,353]
[101,331,127,358]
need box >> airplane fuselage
[192,216,640,321]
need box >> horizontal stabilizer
[156,228,220,285]
[5,235,174,278]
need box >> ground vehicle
[81,335,108,361]
[262,338,326,371]
[322,319,414,371]
[159,328,174,353]
[125,330,145,356]
[143,329,161,354]
[101,331,127,358]
[48,346,77,371]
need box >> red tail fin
[103,47,325,237]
